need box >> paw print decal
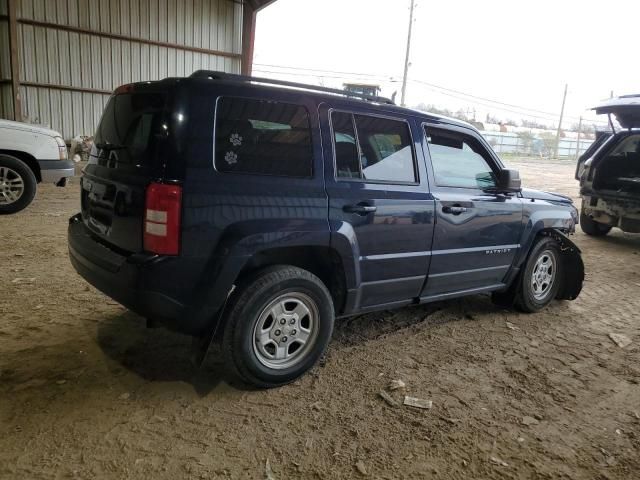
[224,151,238,165]
[229,133,243,147]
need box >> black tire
[0,154,37,214]
[222,265,334,388]
[514,237,563,313]
[580,211,612,236]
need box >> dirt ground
[1,158,639,479]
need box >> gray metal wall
[0,1,12,120]
[0,0,243,139]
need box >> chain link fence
[481,131,593,159]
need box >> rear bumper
[581,193,640,232]
[39,159,75,183]
[68,214,186,328]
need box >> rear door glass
[331,111,360,179]
[215,97,313,178]
[332,112,417,183]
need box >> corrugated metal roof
[4,0,244,138]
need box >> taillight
[114,84,135,95]
[54,136,68,160]
[144,183,182,255]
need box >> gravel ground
[1,158,639,479]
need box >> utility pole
[575,116,582,160]
[400,0,415,107]
[554,83,568,159]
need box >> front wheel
[0,154,37,214]
[222,265,335,388]
[514,237,563,313]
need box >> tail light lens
[144,183,182,255]
[54,136,68,160]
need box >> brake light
[144,183,182,255]
[114,84,135,95]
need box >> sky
[254,0,640,130]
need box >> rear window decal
[229,133,243,147]
[224,151,238,165]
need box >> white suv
[0,119,74,214]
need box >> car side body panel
[67,75,584,337]
[419,121,525,299]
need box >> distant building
[343,82,381,97]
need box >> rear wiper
[96,142,127,151]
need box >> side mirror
[495,169,522,193]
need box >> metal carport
[0,0,276,138]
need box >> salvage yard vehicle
[576,95,640,236]
[68,72,584,388]
[0,120,74,214]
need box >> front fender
[514,201,577,270]
[543,230,584,300]
[494,228,584,307]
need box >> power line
[256,62,564,116]
[253,64,607,124]
[410,79,607,124]
[252,68,367,81]
[410,83,565,121]
[254,63,395,80]
[410,79,561,117]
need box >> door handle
[343,204,377,215]
[442,205,468,215]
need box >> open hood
[593,95,640,129]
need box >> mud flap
[545,230,585,301]
[190,284,236,369]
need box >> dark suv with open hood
[577,95,640,235]
[68,72,584,388]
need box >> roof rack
[190,70,395,105]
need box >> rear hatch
[81,85,169,253]
[575,131,612,180]
[593,94,640,128]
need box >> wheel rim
[252,292,319,370]
[0,166,25,205]
[531,249,556,301]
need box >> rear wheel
[580,210,612,236]
[222,265,334,388]
[0,154,37,214]
[514,237,562,313]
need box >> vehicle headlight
[54,136,68,160]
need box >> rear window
[215,97,313,177]
[94,93,166,167]
[610,134,640,155]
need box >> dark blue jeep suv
[68,71,584,388]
